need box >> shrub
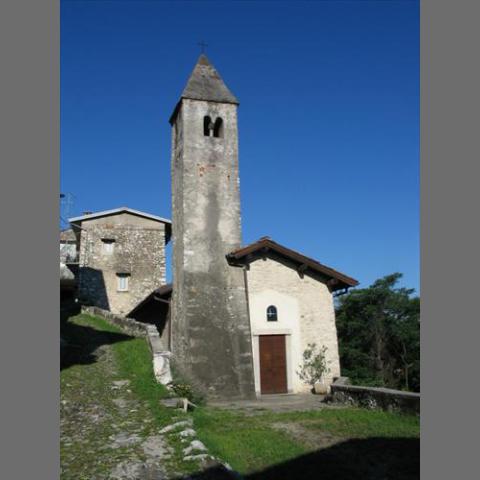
[169,364,206,405]
[297,343,331,389]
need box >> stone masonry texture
[170,95,256,400]
[77,213,167,315]
[330,380,420,415]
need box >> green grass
[62,313,420,478]
[192,406,419,474]
[192,408,308,474]
[102,318,173,424]
[61,313,200,477]
[69,313,170,407]
[260,408,420,439]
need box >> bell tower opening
[213,117,223,138]
[203,115,213,136]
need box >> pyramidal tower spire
[181,54,239,104]
[169,55,256,400]
[170,54,238,124]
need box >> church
[168,54,358,399]
[68,54,358,400]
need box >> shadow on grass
[61,313,134,371]
[185,437,419,480]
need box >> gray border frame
[1,1,60,478]
[421,0,480,478]
[3,0,480,477]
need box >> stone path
[60,328,234,480]
[209,393,329,414]
[61,344,172,479]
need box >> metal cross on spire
[198,40,208,54]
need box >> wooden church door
[259,335,288,394]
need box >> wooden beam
[153,295,171,304]
[297,263,308,273]
[296,263,308,278]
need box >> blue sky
[61,0,419,293]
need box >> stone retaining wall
[145,323,172,385]
[82,306,150,337]
[330,377,420,415]
[82,306,172,385]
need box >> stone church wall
[246,256,341,394]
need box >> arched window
[213,117,223,138]
[266,305,278,322]
[203,116,213,136]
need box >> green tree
[335,273,420,392]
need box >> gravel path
[60,316,236,480]
[61,344,173,479]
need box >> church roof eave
[226,237,359,292]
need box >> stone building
[166,55,358,399]
[170,54,256,400]
[60,228,78,298]
[65,54,358,400]
[60,227,77,263]
[70,207,171,315]
[227,237,358,395]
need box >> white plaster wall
[246,258,341,394]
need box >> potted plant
[297,343,331,394]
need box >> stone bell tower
[169,55,256,399]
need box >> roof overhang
[69,207,172,242]
[128,283,172,317]
[226,237,359,292]
[69,207,171,225]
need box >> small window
[203,116,213,136]
[117,273,130,292]
[213,117,223,138]
[266,305,278,322]
[101,238,115,254]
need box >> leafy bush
[297,343,331,388]
[169,364,206,405]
